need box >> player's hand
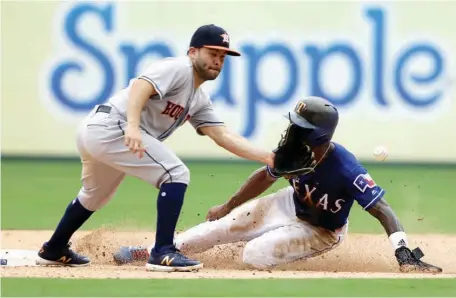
[206,203,232,221]
[124,126,145,158]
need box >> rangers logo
[353,173,377,193]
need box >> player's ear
[187,47,198,57]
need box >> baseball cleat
[145,247,202,272]
[113,246,149,265]
[36,242,90,267]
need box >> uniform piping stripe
[144,150,173,184]
[363,189,385,210]
[117,120,125,136]
[316,235,341,254]
[194,121,225,128]
[139,76,163,99]
[156,74,196,141]
[117,120,173,184]
[157,103,194,141]
[304,235,342,260]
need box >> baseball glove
[272,124,317,177]
[395,246,442,273]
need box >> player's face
[193,48,226,80]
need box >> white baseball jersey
[108,56,224,140]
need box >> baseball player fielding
[35,24,275,272]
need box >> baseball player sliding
[113,97,442,274]
[36,24,274,272]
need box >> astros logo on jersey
[161,101,191,123]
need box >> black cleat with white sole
[146,246,202,272]
[36,242,90,267]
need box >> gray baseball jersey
[75,56,225,211]
[108,56,224,140]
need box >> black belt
[96,105,112,113]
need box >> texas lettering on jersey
[291,177,346,214]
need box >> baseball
[373,145,388,161]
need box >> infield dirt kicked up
[1,229,455,279]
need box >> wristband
[389,231,408,250]
[266,165,281,179]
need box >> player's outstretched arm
[367,198,442,273]
[367,197,404,236]
[198,126,274,167]
[206,166,277,221]
[227,166,277,209]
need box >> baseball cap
[189,24,241,56]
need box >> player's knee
[242,241,275,269]
[77,188,114,211]
[77,193,102,211]
[178,164,190,183]
[165,164,190,185]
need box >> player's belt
[96,105,112,114]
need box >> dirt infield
[1,229,456,279]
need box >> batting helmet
[286,96,339,146]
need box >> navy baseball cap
[189,24,241,56]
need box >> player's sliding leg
[175,187,295,253]
[113,187,298,265]
[242,221,348,269]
